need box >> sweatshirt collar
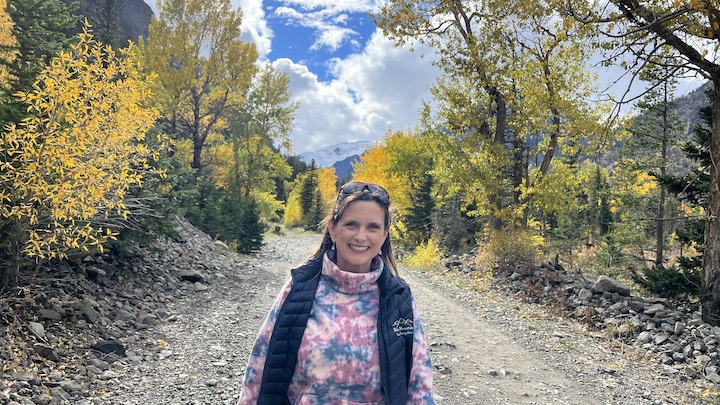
[322,251,383,293]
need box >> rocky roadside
[0,218,717,404]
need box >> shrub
[283,193,303,228]
[632,262,701,301]
[404,239,443,270]
[475,228,539,270]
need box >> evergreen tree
[1,0,79,126]
[621,57,683,265]
[632,96,710,299]
[88,0,123,49]
[235,196,265,253]
[299,161,318,221]
[305,189,325,232]
[405,174,435,243]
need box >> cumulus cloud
[238,0,273,58]
[273,29,440,154]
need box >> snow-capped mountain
[297,141,374,168]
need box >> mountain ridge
[297,140,374,169]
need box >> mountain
[297,140,374,169]
[332,154,362,181]
[675,80,710,137]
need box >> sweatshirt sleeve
[407,295,437,404]
[236,278,293,405]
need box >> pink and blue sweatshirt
[237,253,435,404]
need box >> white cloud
[273,29,440,154]
[238,0,273,58]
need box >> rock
[33,343,59,362]
[27,322,45,340]
[193,282,209,291]
[178,269,205,283]
[577,288,593,301]
[59,380,82,392]
[87,358,111,371]
[707,373,720,384]
[592,275,631,296]
[92,340,126,356]
[39,309,62,321]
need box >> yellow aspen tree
[0,25,164,267]
[317,168,338,214]
[352,145,412,213]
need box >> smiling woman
[236,181,436,404]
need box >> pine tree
[299,161,318,221]
[632,96,710,299]
[405,174,435,244]
[1,0,79,126]
[305,189,325,232]
[237,196,265,253]
[88,0,122,49]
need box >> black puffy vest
[257,255,414,405]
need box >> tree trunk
[656,186,665,266]
[702,79,720,325]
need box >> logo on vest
[392,318,413,336]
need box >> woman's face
[328,200,388,273]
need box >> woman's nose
[355,227,368,240]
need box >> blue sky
[144,0,441,154]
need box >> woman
[237,181,436,404]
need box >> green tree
[87,0,123,48]
[1,0,79,126]
[230,64,297,197]
[405,174,435,244]
[143,0,258,175]
[373,0,603,231]
[299,162,319,230]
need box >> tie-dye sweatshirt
[237,253,435,404]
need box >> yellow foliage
[0,0,17,88]
[0,26,164,260]
[630,171,658,196]
[404,239,443,270]
[352,144,412,214]
[254,191,284,223]
[283,193,304,228]
[317,168,338,215]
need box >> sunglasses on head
[337,181,390,204]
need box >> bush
[475,228,538,270]
[283,193,303,228]
[404,239,443,270]
[632,262,701,301]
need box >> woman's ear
[327,217,336,242]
